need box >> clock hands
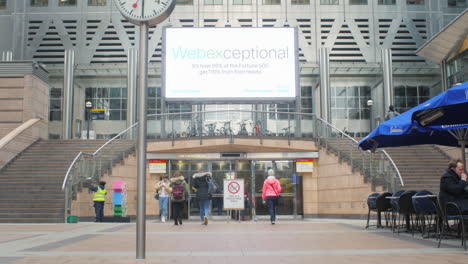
[132,0,140,8]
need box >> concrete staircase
[0,139,134,223]
[383,145,450,194]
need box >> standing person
[262,169,282,225]
[155,175,172,223]
[440,159,468,213]
[193,169,213,225]
[384,105,400,121]
[170,171,189,226]
[89,181,107,222]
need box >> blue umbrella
[358,81,468,167]
[411,81,468,166]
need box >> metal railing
[314,116,403,192]
[62,110,403,221]
[62,123,137,222]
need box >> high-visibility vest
[93,187,107,201]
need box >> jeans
[159,196,169,217]
[199,199,211,221]
[266,196,277,223]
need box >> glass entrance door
[169,159,302,220]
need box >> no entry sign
[223,179,244,210]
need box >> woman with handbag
[262,169,282,225]
[155,175,172,223]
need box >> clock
[114,0,176,26]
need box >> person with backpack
[170,171,189,226]
[192,169,216,225]
[262,169,282,225]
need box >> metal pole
[127,48,138,138]
[136,22,148,260]
[87,110,90,140]
[440,61,448,91]
[62,49,75,139]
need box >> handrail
[0,118,41,148]
[315,116,403,187]
[61,151,93,190]
[92,123,138,155]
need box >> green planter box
[67,215,78,224]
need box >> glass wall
[168,160,303,220]
[394,84,430,113]
[447,50,468,88]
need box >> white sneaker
[161,216,166,223]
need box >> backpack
[172,184,185,201]
[207,177,218,195]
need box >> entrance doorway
[168,160,303,220]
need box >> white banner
[223,179,244,210]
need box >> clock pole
[136,21,148,259]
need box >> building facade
[0,0,465,139]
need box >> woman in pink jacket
[262,169,282,225]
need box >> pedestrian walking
[155,175,172,223]
[170,171,189,225]
[262,169,282,225]
[384,105,400,121]
[193,169,213,225]
[89,181,107,222]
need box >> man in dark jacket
[192,169,213,225]
[440,159,468,213]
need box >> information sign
[223,179,244,210]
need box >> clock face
[115,0,175,25]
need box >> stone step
[0,218,64,223]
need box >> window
[88,0,106,5]
[59,0,76,6]
[292,0,309,4]
[448,0,466,7]
[49,88,62,121]
[85,87,128,121]
[0,0,6,8]
[394,85,430,113]
[331,86,371,120]
[31,0,48,6]
[407,0,424,4]
[204,0,222,4]
[176,0,193,4]
[321,0,339,4]
[378,0,396,4]
[349,0,367,4]
[233,0,251,4]
[263,0,280,4]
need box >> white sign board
[148,160,167,174]
[164,27,298,102]
[223,179,244,210]
[296,158,314,172]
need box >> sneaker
[204,216,208,225]
[161,216,166,223]
[271,221,275,225]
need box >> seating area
[366,190,468,250]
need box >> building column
[319,48,330,123]
[381,48,394,116]
[62,49,75,139]
[441,60,448,91]
[1,51,12,61]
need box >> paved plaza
[0,219,467,264]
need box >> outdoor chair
[411,190,437,238]
[366,193,380,228]
[366,192,392,229]
[437,195,468,250]
[396,190,417,234]
[389,190,406,232]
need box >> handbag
[154,192,159,200]
[269,183,284,206]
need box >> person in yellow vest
[90,181,107,222]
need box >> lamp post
[367,99,374,132]
[85,101,92,140]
